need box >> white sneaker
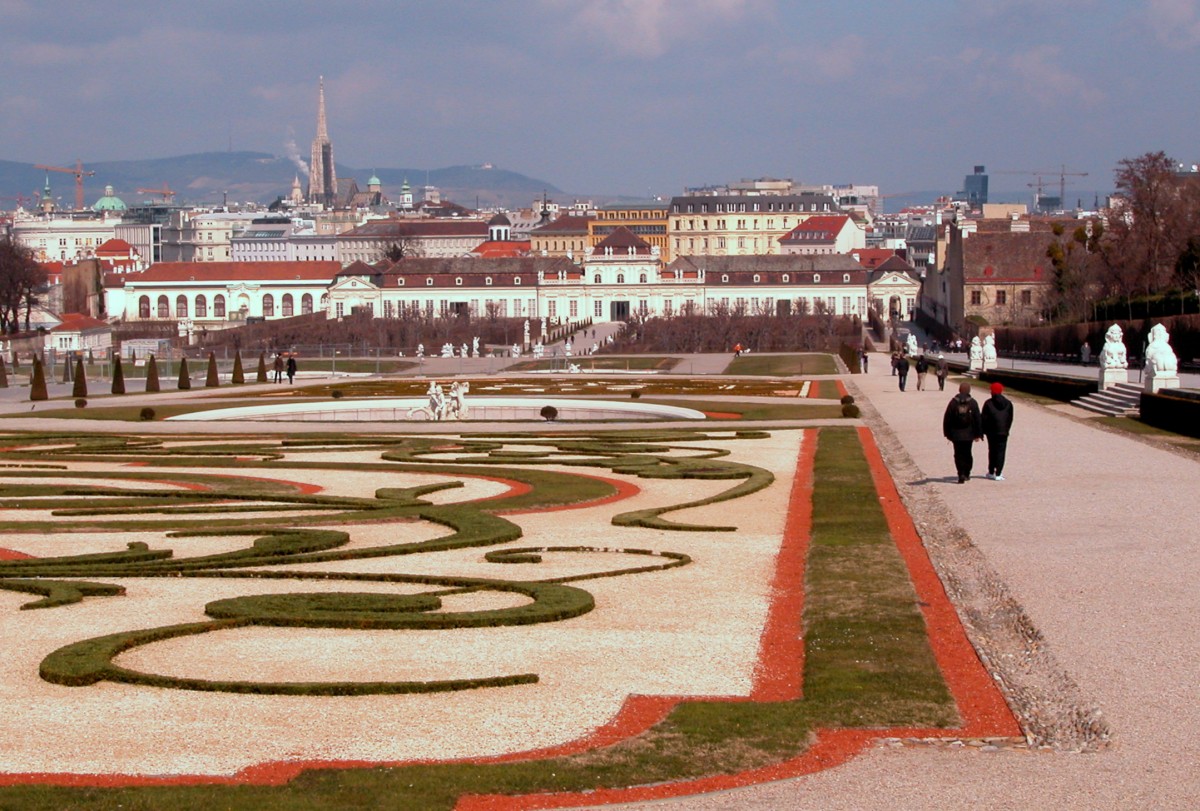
[993,474,1005,481]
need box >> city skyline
[2,0,1198,200]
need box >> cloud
[1005,45,1105,106]
[1145,0,1200,47]
[771,34,869,81]
[551,0,767,58]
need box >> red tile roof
[97,238,135,254]
[51,313,110,332]
[850,248,898,269]
[470,240,531,258]
[779,215,851,243]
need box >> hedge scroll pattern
[0,430,766,696]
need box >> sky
[1,0,1198,202]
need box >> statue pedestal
[1144,373,1180,394]
[982,358,997,371]
[1099,367,1127,391]
[969,357,983,372]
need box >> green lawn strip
[812,379,842,400]
[723,353,838,376]
[0,426,954,809]
[637,397,843,420]
[507,356,680,372]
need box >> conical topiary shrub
[11,352,18,371]
[29,357,47,401]
[177,356,191,390]
[0,357,7,388]
[111,356,126,395]
[205,352,220,387]
[72,357,88,399]
[145,355,160,393]
[62,357,74,384]
[88,348,96,366]
[256,352,268,383]
[231,351,245,385]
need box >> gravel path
[595,354,1200,810]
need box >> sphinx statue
[1097,324,1128,390]
[1143,323,1180,393]
[968,336,984,371]
[982,334,998,370]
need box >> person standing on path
[860,348,869,373]
[896,354,910,391]
[285,354,297,385]
[942,381,983,483]
[273,353,284,383]
[981,381,1014,480]
[915,354,929,390]
[891,351,899,376]
[935,354,949,391]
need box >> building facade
[667,193,839,258]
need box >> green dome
[368,174,381,186]
[92,185,127,212]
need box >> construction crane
[136,184,177,202]
[33,159,94,211]
[995,166,1089,211]
[0,194,33,208]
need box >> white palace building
[106,229,918,331]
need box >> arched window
[195,295,207,318]
[639,273,647,284]
[319,293,329,310]
[214,295,226,318]
[282,294,294,316]
[138,296,150,319]
[301,293,313,314]
[157,296,169,318]
[617,274,625,284]
[593,274,601,284]
[175,295,188,318]
[262,294,274,317]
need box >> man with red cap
[981,381,1014,480]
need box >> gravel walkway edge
[848,378,1111,752]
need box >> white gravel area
[0,430,805,777]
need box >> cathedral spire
[308,76,338,208]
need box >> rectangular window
[594,300,603,317]
[970,290,982,306]
[548,300,557,318]
[1021,289,1032,305]
[995,290,1007,305]
[569,299,578,318]
[842,296,851,313]
[336,302,344,318]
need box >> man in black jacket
[896,354,910,391]
[942,381,983,483]
[981,382,1014,480]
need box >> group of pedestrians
[872,347,1015,483]
[941,380,1013,483]
[272,352,297,384]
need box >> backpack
[954,397,973,426]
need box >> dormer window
[485,277,493,286]
[398,277,406,286]
[813,274,821,283]
[455,277,463,286]
[753,274,760,283]
[426,277,433,286]
[843,273,850,282]
[721,274,729,283]
[782,274,789,282]
[514,276,522,285]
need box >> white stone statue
[567,363,581,373]
[533,342,544,359]
[905,333,919,357]
[441,343,453,358]
[968,336,984,371]
[511,343,521,358]
[461,343,468,358]
[1099,324,1128,369]
[472,336,480,358]
[982,334,998,370]
[416,343,424,359]
[523,320,530,344]
[447,381,469,419]
[1144,323,1180,393]
[1098,323,1128,390]
[564,339,573,356]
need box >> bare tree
[0,238,47,334]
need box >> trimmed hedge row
[978,368,1098,402]
[1139,388,1200,438]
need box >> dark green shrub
[29,357,47,401]
[74,398,87,409]
[332,390,344,399]
[72,357,88,398]
[630,390,642,399]
[540,405,558,421]
[841,403,861,418]
[139,407,156,421]
[231,351,245,385]
[111,356,126,395]
[145,355,160,393]
[840,394,855,405]
[177,357,191,390]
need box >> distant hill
[0,152,563,210]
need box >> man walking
[942,381,983,483]
[981,382,1014,480]
[915,354,929,390]
[935,354,949,391]
[273,353,284,383]
[860,348,869,373]
[896,354,910,391]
